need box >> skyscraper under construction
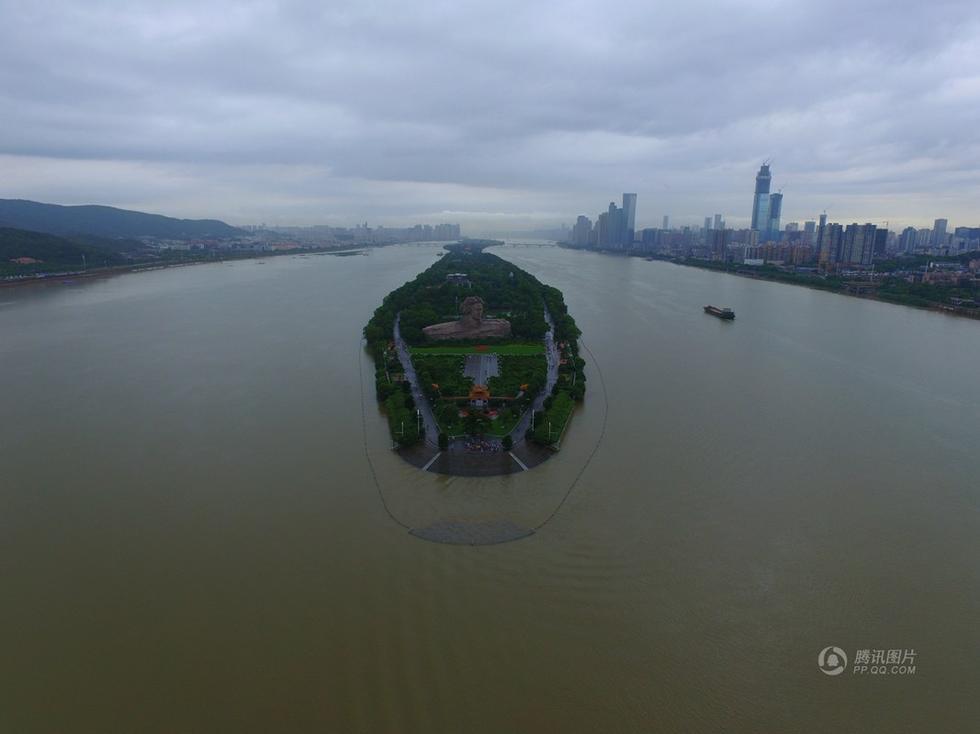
[750,163,772,234]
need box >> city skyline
[2,1,980,231]
[565,161,980,261]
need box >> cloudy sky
[2,0,980,232]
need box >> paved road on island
[511,308,559,444]
[393,315,439,446]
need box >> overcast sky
[2,0,980,232]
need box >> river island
[364,240,585,475]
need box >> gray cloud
[2,0,980,230]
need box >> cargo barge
[704,305,735,320]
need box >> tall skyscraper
[572,215,592,246]
[622,193,637,246]
[713,214,723,230]
[932,218,948,247]
[704,216,712,232]
[596,201,626,249]
[816,213,828,251]
[818,223,843,266]
[596,211,610,248]
[662,215,670,230]
[803,220,816,245]
[873,228,888,257]
[767,192,783,240]
[899,226,917,253]
[710,229,730,261]
[750,163,772,234]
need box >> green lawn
[410,343,544,356]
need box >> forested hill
[0,199,241,240]
[0,227,124,276]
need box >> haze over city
[3,0,980,231]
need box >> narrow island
[364,240,585,476]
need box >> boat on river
[704,305,735,320]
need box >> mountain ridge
[0,198,242,240]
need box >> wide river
[1,244,977,732]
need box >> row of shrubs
[383,381,421,447]
[370,343,423,447]
[529,390,576,446]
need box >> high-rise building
[572,215,592,247]
[713,214,723,230]
[610,201,624,249]
[818,223,843,266]
[899,226,917,253]
[767,192,783,241]
[873,228,888,258]
[662,215,670,230]
[596,211,610,248]
[932,218,948,247]
[750,163,772,234]
[816,213,828,251]
[704,216,712,232]
[803,220,816,245]
[842,223,877,266]
[710,229,730,261]
[432,223,461,240]
[622,193,637,246]
[954,227,980,252]
[597,202,626,249]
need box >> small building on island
[468,384,490,408]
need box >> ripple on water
[410,519,535,545]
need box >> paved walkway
[463,353,499,385]
[393,315,439,446]
[510,308,559,443]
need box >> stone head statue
[459,296,485,326]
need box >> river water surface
[1,244,977,732]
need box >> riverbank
[0,246,375,290]
[670,257,980,320]
[560,244,980,321]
